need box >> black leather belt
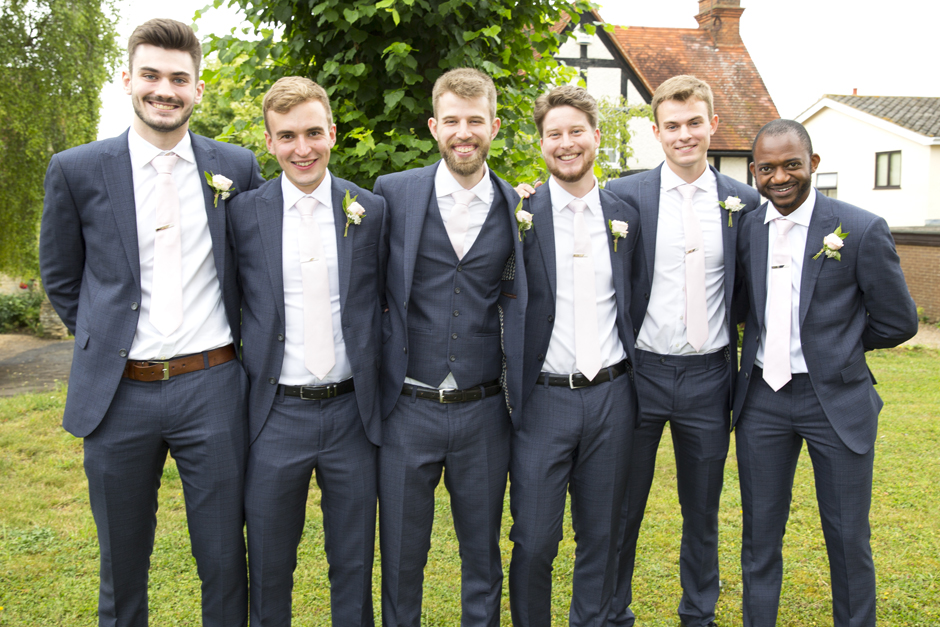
[536,359,629,389]
[278,378,355,400]
[401,379,502,403]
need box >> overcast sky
[98,0,940,138]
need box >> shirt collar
[660,161,716,195]
[281,169,334,213]
[435,160,493,204]
[128,127,195,171]
[549,175,601,214]
[764,187,816,227]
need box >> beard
[439,138,490,177]
[764,177,813,213]
[546,150,596,184]
[132,95,194,134]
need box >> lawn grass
[0,347,937,625]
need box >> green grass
[0,348,937,625]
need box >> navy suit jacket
[732,193,917,454]
[40,130,263,437]
[228,174,387,447]
[374,161,528,420]
[515,184,640,428]
[606,163,761,411]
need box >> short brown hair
[432,68,497,121]
[651,75,714,125]
[263,76,334,132]
[533,85,599,137]
[127,18,202,76]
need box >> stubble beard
[546,151,596,184]
[132,95,193,134]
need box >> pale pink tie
[569,199,602,381]
[679,184,708,351]
[297,197,335,379]
[446,189,475,259]
[150,153,183,336]
[763,218,795,391]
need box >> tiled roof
[610,26,779,152]
[825,95,940,138]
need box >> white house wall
[720,157,750,185]
[804,107,934,227]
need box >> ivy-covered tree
[0,0,121,277]
[199,0,604,187]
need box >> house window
[875,151,901,188]
[816,172,838,199]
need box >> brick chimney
[695,0,745,47]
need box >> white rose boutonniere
[609,219,629,252]
[515,198,533,241]
[812,223,849,261]
[719,196,745,227]
[204,171,234,207]
[342,189,366,237]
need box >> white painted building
[796,95,940,227]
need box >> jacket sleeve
[39,154,84,334]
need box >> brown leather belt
[122,344,237,382]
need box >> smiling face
[750,131,820,216]
[652,97,718,183]
[265,99,336,194]
[540,105,600,195]
[123,44,204,149]
[429,92,500,188]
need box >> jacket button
[130,302,139,311]
[456,265,463,272]
[119,349,127,357]
[454,287,461,294]
[269,378,276,384]
[403,301,408,309]
[403,347,407,353]
[547,315,554,322]
[745,373,749,379]
[450,355,456,362]
[537,353,544,361]
[452,333,458,339]
[453,310,459,317]
[277,333,284,341]
[644,293,649,300]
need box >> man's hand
[514,181,542,199]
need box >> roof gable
[824,95,940,138]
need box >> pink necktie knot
[453,189,476,207]
[296,196,318,217]
[567,198,588,215]
[152,153,179,175]
[678,183,698,201]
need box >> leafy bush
[0,290,44,333]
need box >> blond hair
[533,85,599,136]
[263,76,333,132]
[432,68,497,121]
[651,75,714,125]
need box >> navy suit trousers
[610,349,730,627]
[82,359,248,627]
[509,373,634,627]
[736,371,875,627]
[378,392,510,627]
[245,390,376,627]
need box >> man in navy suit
[40,19,263,627]
[605,75,761,627]
[228,77,386,627]
[733,120,917,627]
[374,68,526,627]
[507,85,639,626]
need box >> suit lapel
[100,133,141,287]
[531,189,557,300]
[331,179,354,317]
[258,179,286,327]
[191,133,227,289]
[749,203,771,331]
[600,192,627,326]
[403,164,436,306]
[714,168,739,314]
[639,167,662,287]
[799,194,838,327]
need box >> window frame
[874,150,902,189]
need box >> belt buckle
[438,388,458,404]
[154,360,170,381]
[298,385,318,400]
[569,373,589,390]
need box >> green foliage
[0,290,45,333]
[0,0,121,277]
[595,95,652,183]
[199,0,600,187]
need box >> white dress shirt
[635,163,729,355]
[404,162,496,389]
[127,128,233,360]
[755,188,816,375]
[278,171,353,385]
[543,176,626,374]
[434,161,494,256]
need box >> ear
[749,161,756,177]
[709,114,719,136]
[810,153,821,172]
[490,116,501,139]
[264,131,274,155]
[428,117,439,140]
[194,79,205,105]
